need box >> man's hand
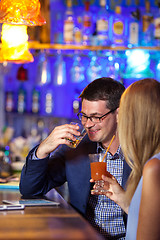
[36,123,80,159]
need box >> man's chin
[88,133,99,142]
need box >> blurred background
[0,0,159,178]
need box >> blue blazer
[20,136,131,216]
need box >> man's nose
[84,118,95,128]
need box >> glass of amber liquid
[89,153,109,193]
[68,122,86,148]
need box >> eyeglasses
[77,108,117,123]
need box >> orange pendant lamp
[0,0,46,63]
[0,0,46,26]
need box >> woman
[93,78,160,240]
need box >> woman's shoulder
[144,157,160,172]
[143,157,160,187]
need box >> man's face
[81,99,118,145]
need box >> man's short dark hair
[79,77,125,110]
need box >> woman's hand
[90,174,129,214]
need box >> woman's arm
[137,158,160,240]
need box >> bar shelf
[28,42,160,51]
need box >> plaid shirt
[86,145,126,240]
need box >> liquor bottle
[96,0,110,46]
[40,83,54,116]
[44,88,54,115]
[54,13,63,44]
[63,0,74,44]
[31,87,40,114]
[128,8,140,47]
[82,1,93,46]
[154,2,160,46]
[91,22,98,46]
[141,0,154,46]
[5,77,15,112]
[17,83,26,113]
[111,6,126,46]
[5,91,14,112]
[72,91,81,115]
[16,65,28,113]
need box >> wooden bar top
[0,189,104,240]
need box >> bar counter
[0,188,104,240]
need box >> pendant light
[0,0,46,63]
[0,24,34,63]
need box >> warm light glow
[0,0,46,26]
[0,24,34,63]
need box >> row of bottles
[6,83,47,115]
[5,82,87,118]
[53,0,160,47]
[4,61,81,117]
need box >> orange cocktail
[90,162,107,181]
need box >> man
[20,77,131,240]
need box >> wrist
[36,146,49,159]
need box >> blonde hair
[118,78,160,204]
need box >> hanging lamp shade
[0,0,46,26]
[0,23,34,63]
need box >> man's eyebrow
[80,112,102,116]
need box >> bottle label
[64,20,74,42]
[98,34,108,41]
[18,93,25,113]
[129,22,139,44]
[73,99,80,114]
[74,29,82,44]
[32,91,39,113]
[97,19,108,32]
[45,92,53,114]
[6,92,14,112]
[113,21,124,35]
[154,17,160,39]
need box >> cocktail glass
[89,153,110,193]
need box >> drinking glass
[87,52,102,83]
[68,122,86,148]
[89,153,110,193]
[70,51,85,83]
[36,50,51,86]
[53,50,66,86]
